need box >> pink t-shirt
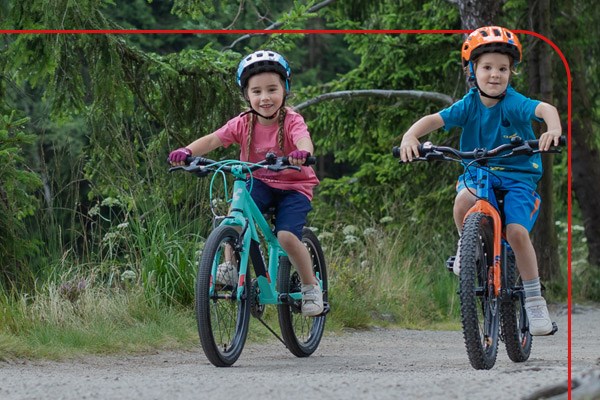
[214,108,319,200]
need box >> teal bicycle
[170,153,329,367]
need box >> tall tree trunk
[449,0,503,29]
[528,0,562,282]
[554,0,600,268]
[569,48,600,267]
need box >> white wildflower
[318,232,334,241]
[121,270,136,281]
[342,225,358,235]
[363,227,377,237]
[344,235,359,244]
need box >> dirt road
[1,303,598,400]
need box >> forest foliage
[0,0,598,307]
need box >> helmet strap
[240,97,287,120]
[478,87,507,100]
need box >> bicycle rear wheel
[459,212,500,370]
[196,225,251,367]
[277,228,328,357]
[500,247,532,362]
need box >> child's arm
[168,133,224,166]
[399,113,444,162]
[186,133,224,156]
[288,137,314,166]
[535,102,562,151]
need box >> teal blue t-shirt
[438,86,543,188]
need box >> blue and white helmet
[236,50,291,93]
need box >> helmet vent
[493,28,501,36]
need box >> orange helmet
[461,26,522,67]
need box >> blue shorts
[248,179,312,240]
[456,174,541,232]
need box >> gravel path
[1,303,598,400]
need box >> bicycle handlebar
[392,135,566,163]
[168,152,316,176]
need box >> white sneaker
[216,261,237,287]
[453,238,461,276]
[525,296,553,336]
[301,284,324,317]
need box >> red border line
[1,27,573,398]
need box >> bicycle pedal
[549,322,558,335]
[446,256,455,273]
[531,322,559,336]
[305,303,330,318]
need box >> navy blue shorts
[248,179,312,240]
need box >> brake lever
[267,163,301,172]
[530,148,562,155]
[169,164,210,175]
[398,156,429,164]
[168,165,185,173]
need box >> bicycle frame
[210,164,302,305]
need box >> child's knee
[506,223,530,245]
[277,230,299,247]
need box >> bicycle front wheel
[459,212,500,370]
[500,247,532,362]
[196,225,251,367]
[277,228,328,357]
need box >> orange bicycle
[393,136,563,369]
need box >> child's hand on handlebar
[288,150,311,166]
[399,135,421,163]
[538,130,562,152]
[168,147,192,166]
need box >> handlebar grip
[392,146,401,158]
[281,156,317,166]
[559,135,567,146]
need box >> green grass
[1,215,581,360]
[0,287,197,360]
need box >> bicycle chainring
[249,278,265,318]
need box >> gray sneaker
[301,284,324,317]
[216,261,237,287]
[525,296,553,336]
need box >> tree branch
[292,89,454,112]
[222,0,337,51]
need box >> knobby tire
[277,228,328,357]
[459,212,500,370]
[196,225,251,367]
[500,248,533,362]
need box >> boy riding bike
[398,26,562,335]
[169,50,323,317]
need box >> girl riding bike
[398,26,562,336]
[169,50,323,317]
